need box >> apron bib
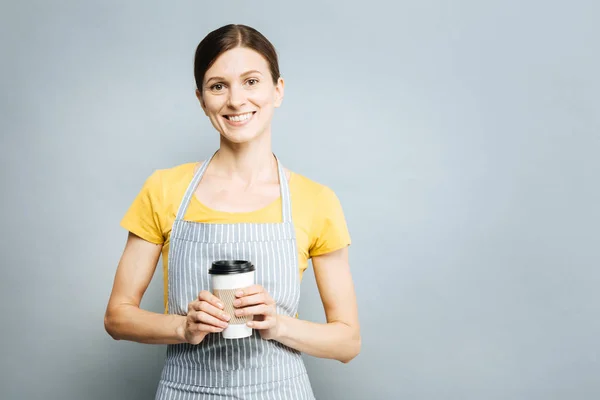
[155,155,315,399]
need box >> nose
[227,85,246,109]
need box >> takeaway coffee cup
[209,260,256,339]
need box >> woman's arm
[104,232,188,344]
[106,233,231,344]
[276,246,361,363]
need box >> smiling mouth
[223,111,256,122]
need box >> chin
[220,127,267,144]
[221,132,260,144]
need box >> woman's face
[198,47,284,144]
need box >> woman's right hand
[179,290,231,345]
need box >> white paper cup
[209,260,255,339]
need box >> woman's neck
[208,132,278,186]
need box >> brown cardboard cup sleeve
[214,289,251,325]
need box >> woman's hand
[234,285,280,340]
[178,290,231,344]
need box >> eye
[246,78,259,86]
[210,83,225,92]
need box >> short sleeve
[120,170,165,244]
[308,186,351,257]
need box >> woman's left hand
[233,285,280,340]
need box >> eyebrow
[205,70,264,85]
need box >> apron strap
[275,154,293,224]
[174,152,293,224]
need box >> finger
[187,335,203,345]
[233,292,271,308]
[193,323,224,334]
[246,318,275,330]
[235,284,266,298]
[198,290,224,309]
[234,304,274,318]
[193,311,229,329]
[191,301,231,321]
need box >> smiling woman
[104,24,360,400]
[198,46,283,144]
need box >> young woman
[104,24,360,399]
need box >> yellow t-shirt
[120,162,351,313]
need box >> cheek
[250,91,277,109]
[203,97,223,114]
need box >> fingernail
[217,302,224,309]
[236,290,243,297]
[247,321,253,327]
[233,299,241,307]
[235,309,243,317]
[222,313,231,321]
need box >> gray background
[1,1,599,399]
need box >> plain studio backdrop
[1,1,599,399]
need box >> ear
[274,77,285,108]
[196,89,208,116]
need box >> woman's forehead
[206,47,270,80]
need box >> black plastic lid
[209,260,255,275]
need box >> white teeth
[228,112,252,122]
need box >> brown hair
[193,24,280,91]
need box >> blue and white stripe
[155,154,314,399]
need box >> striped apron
[155,155,316,399]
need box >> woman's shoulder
[152,162,197,182]
[121,162,197,243]
[140,162,196,191]
[288,171,351,255]
[136,162,198,206]
[289,171,341,205]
